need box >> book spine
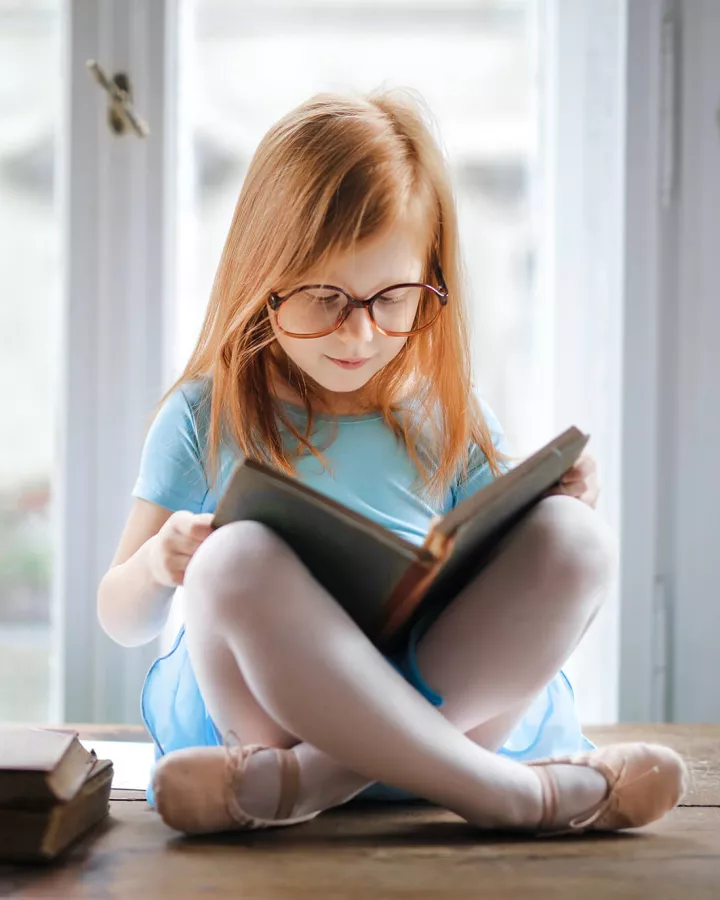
[377,530,457,645]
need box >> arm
[98,381,213,647]
[97,499,215,647]
[97,499,175,648]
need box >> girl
[98,90,686,836]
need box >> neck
[318,390,375,416]
[273,379,376,416]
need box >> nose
[336,306,374,344]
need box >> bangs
[306,163,438,280]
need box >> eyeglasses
[268,261,449,339]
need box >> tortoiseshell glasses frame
[267,260,449,339]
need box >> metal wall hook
[86,60,150,138]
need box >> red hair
[156,90,509,499]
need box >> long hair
[156,89,509,499]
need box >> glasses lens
[277,288,348,336]
[372,286,441,334]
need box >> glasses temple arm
[433,259,448,294]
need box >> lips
[326,356,371,370]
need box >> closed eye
[375,291,409,305]
[306,292,343,304]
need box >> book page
[79,740,154,792]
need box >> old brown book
[0,727,101,808]
[213,426,589,654]
[0,760,113,862]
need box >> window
[0,0,62,722]
[15,0,632,725]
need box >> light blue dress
[134,378,593,805]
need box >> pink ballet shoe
[153,734,321,834]
[529,742,688,835]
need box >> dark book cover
[213,427,589,652]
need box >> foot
[152,740,321,834]
[528,742,688,835]
[235,741,371,820]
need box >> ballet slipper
[153,733,321,834]
[529,742,688,835]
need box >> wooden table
[1,725,719,899]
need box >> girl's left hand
[546,451,600,509]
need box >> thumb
[189,513,215,537]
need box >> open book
[212,427,589,654]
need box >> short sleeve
[132,386,210,513]
[450,395,511,507]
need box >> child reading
[97,90,686,835]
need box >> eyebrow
[302,275,423,293]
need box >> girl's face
[270,231,425,399]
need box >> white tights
[180,494,617,828]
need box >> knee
[520,495,618,606]
[183,520,289,619]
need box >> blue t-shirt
[132,377,509,537]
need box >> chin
[309,359,383,393]
[312,371,375,393]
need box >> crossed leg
[169,495,616,828]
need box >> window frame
[54,0,179,722]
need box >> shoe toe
[153,747,234,834]
[596,742,689,829]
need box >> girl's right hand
[148,511,215,588]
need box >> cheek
[378,335,409,364]
[275,332,329,374]
[280,338,311,369]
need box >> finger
[169,510,195,534]
[167,544,192,557]
[171,511,213,545]
[162,551,192,586]
[556,480,585,499]
[562,467,593,485]
[166,548,193,565]
[189,515,214,539]
[577,454,596,477]
[173,528,207,554]
[193,513,215,527]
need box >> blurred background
[0,1,60,721]
[1,0,717,730]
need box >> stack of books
[0,727,113,863]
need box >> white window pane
[0,1,61,722]
[175,0,546,453]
